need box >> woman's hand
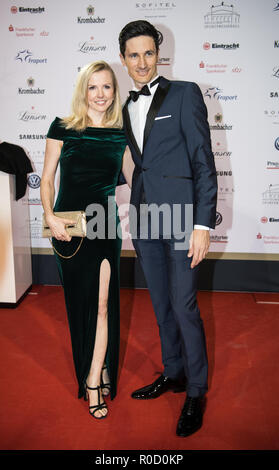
[45,214,74,242]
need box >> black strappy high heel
[85,384,108,419]
[101,365,111,397]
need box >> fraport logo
[15,49,47,64]
[204,87,237,101]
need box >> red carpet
[0,286,279,450]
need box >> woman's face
[87,69,115,116]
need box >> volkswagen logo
[216,212,223,226]
[27,174,41,189]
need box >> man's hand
[187,229,210,269]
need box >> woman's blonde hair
[62,61,123,130]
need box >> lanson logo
[78,37,106,53]
[18,107,47,121]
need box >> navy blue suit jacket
[122,76,217,230]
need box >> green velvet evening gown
[46,117,126,400]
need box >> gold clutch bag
[42,211,87,238]
[42,211,87,259]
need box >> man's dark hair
[119,20,163,57]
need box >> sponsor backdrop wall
[0,1,278,275]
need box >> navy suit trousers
[133,237,208,397]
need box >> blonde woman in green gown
[41,61,134,419]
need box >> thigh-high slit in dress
[46,117,126,400]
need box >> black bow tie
[129,85,150,102]
[129,76,161,102]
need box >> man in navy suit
[119,20,217,437]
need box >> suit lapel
[122,77,171,157]
[122,98,142,157]
[143,77,171,150]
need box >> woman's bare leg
[86,259,111,418]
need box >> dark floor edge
[31,255,279,292]
[0,285,32,309]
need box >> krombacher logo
[77,5,105,23]
[18,78,45,94]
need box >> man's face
[120,35,158,89]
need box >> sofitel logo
[77,5,105,23]
[264,110,279,120]
[135,2,177,9]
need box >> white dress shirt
[128,76,209,231]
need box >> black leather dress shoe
[176,396,205,437]
[131,374,186,399]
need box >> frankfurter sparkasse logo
[204,2,240,28]
[27,174,41,189]
[77,5,105,23]
[135,2,177,11]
